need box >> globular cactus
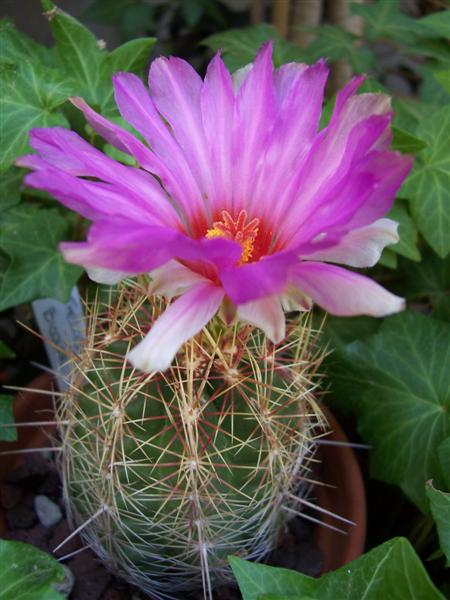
[56,279,326,599]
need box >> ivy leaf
[305,25,375,73]
[0,206,82,311]
[0,61,74,171]
[426,482,450,566]
[438,438,450,489]
[230,537,444,600]
[0,395,16,442]
[386,200,421,262]
[42,0,104,106]
[434,69,450,94]
[378,248,398,269]
[0,18,53,66]
[397,249,450,321]
[0,167,24,211]
[327,312,450,512]
[391,127,427,154]
[351,0,423,44]
[401,107,450,258]
[0,539,65,600]
[42,1,155,113]
[414,9,450,40]
[203,24,304,72]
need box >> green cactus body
[57,282,325,599]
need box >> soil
[1,450,323,600]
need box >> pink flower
[18,44,412,373]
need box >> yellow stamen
[206,210,259,264]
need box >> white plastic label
[32,287,85,390]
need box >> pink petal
[148,57,214,207]
[291,262,405,317]
[61,219,241,274]
[232,42,275,213]
[85,267,129,284]
[149,261,208,297]
[28,128,180,227]
[112,72,206,229]
[302,218,399,267]
[25,169,166,224]
[255,60,329,224]
[237,296,285,343]
[200,52,234,212]
[219,251,298,305]
[127,283,224,372]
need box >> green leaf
[386,200,421,262]
[414,9,450,40]
[0,539,65,600]
[0,19,53,67]
[42,0,104,105]
[182,0,204,28]
[426,482,450,566]
[397,249,450,321]
[438,438,450,489]
[0,61,74,171]
[203,24,304,72]
[421,67,450,106]
[401,106,450,257]
[0,167,24,211]
[0,395,16,442]
[0,340,15,358]
[82,0,138,26]
[434,69,450,94]
[305,25,375,73]
[230,537,444,600]
[378,248,398,269]
[327,312,450,511]
[0,205,82,311]
[392,127,427,154]
[351,0,423,44]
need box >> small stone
[69,550,111,600]
[54,564,75,598]
[34,494,63,527]
[0,483,22,509]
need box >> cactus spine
[57,280,326,599]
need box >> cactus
[56,279,326,599]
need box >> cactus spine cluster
[57,279,326,599]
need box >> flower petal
[201,52,234,212]
[220,251,297,305]
[232,42,275,213]
[302,218,399,267]
[127,283,224,372]
[112,72,206,230]
[237,296,285,343]
[149,261,208,297]
[61,219,241,274]
[291,262,405,317]
[148,57,214,206]
[27,128,180,227]
[86,267,129,284]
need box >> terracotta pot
[314,407,367,571]
[0,375,366,572]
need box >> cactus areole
[20,42,412,599]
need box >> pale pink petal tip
[292,262,405,318]
[237,296,286,344]
[126,284,224,373]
